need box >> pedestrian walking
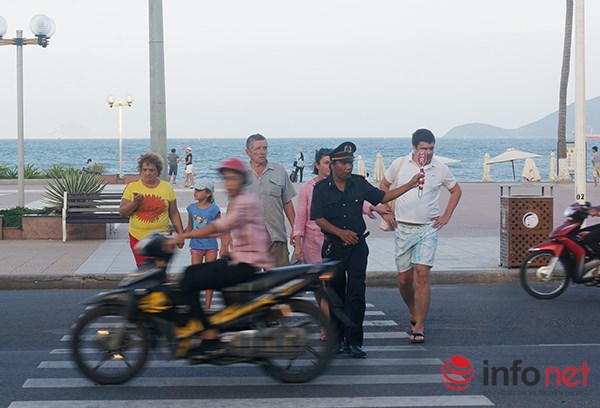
[167,148,181,184]
[378,129,462,344]
[592,146,600,187]
[311,141,419,358]
[182,147,195,188]
[293,149,305,183]
[246,133,296,267]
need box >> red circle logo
[441,355,475,391]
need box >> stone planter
[22,214,62,240]
[96,174,139,185]
[2,227,23,240]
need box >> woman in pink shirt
[174,158,274,355]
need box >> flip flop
[410,332,425,344]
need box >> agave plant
[43,164,71,179]
[43,168,108,212]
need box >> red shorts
[129,234,152,268]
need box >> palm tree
[557,0,573,182]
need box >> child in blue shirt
[185,179,221,309]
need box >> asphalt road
[1,284,599,407]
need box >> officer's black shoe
[188,338,223,357]
[336,342,348,354]
[346,345,367,359]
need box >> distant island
[443,96,600,139]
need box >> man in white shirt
[379,129,461,344]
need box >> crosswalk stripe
[61,330,410,342]
[8,395,494,408]
[362,320,398,326]
[23,373,460,388]
[49,345,425,354]
[38,357,443,369]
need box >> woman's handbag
[378,157,406,232]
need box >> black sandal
[410,332,425,344]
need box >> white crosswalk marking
[11,295,494,407]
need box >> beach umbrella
[483,152,491,182]
[373,152,385,182]
[521,158,541,182]
[549,151,557,182]
[486,148,541,180]
[356,155,367,177]
[435,155,461,165]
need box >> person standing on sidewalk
[311,141,419,358]
[182,147,195,188]
[246,133,296,267]
[592,146,600,187]
[379,129,462,344]
[167,148,181,184]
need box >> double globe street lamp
[106,95,134,179]
[0,14,56,207]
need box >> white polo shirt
[384,154,457,224]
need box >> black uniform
[310,145,385,349]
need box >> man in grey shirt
[167,148,180,184]
[592,146,600,187]
[246,133,296,266]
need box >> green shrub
[88,163,105,175]
[0,207,52,229]
[43,164,75,179]
[24,164,43,179]
[43,169,107,212]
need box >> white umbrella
[521,158,541,182]
[487,148,542,180]
[356,155,367,177]
[373,153,385,182]
[434,155,461,165]
[549,151,557,181]
[483,152,491,182]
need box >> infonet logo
[441,355,475,391]
[441,355,590,391]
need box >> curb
[0,269,519,290]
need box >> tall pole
[574,0,586,203]
[149,0,167,179]
[118,105,123,179]
[16,30,24,207]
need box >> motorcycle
[520,202,600,299]
[71,233,345,385]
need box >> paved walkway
[3,180,582,289]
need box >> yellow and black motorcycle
[71,233,343,385]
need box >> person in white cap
[182,147,195,188]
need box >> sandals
[409,319,425,343]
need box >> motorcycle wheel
[520,250,570,299]
[261,299,334,383]
[71,305,149,385]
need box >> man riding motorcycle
[581,207,600,256]
[171,158,274,355]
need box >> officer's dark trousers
[180,259,256,330]
[322,240,369,347]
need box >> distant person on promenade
[311,141,419,358]
[592,146,600,187]
[185,179,221,310]
[182,147,195,189]
[379,129,461,344]
[119,152,184,267]
[246,133,296,266]
[293,149,305,183]
[81,159,93,174]
[167,148,181,184]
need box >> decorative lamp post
[0,14,56,207]
[106,95,134,179]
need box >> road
[1,284,599,407]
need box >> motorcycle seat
[222,263,319,293]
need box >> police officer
[310,142,420,358]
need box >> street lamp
[106,95,134,179]
[0,14,56,207]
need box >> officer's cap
[329,141,356,163]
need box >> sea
[0,137,592,183]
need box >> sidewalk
[2,180,567,290]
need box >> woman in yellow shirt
[120,152,184,267]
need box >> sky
[1,0,600,139]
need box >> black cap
[328,141,356,163]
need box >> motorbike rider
[582,207,600,256]
[171,158,274,355]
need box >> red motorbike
[520,202,600,299]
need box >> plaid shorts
[394,223,438,272]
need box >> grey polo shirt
[248,161,296,243]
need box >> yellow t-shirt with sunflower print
[122,180,176,240]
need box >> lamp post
[0,14,56,207]
[107,95,134,179]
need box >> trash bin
[499,184,553,267]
